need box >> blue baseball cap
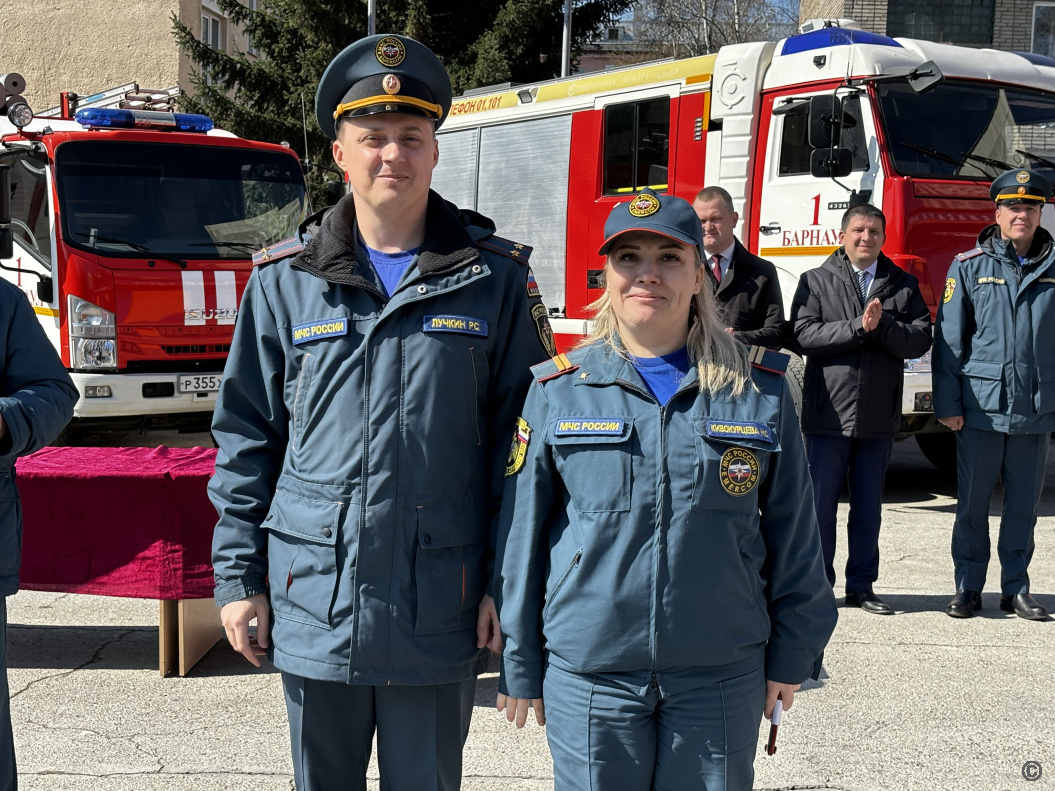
[598,189,705,259]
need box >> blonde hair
[578,252,754,397]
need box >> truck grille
[162,345,232,355]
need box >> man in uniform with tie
[791,204,932,614]
[693,186,788,348]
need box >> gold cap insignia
[382,74,401,95]
[629,193,661,218]
[1017,170,1030,183]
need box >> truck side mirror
[808,95,841,148]
[0,165,12,260]
[907,60,944,94]
[37,276,53,304]
[810,148,853,178]
[324,179,346,206]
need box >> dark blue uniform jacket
[210,192,549,685]
[934,225,1055,434]
[495,342,837,700]
[1,282,77,596]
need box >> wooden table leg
[158,598,224,677]
[159,600,178,678]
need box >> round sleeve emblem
[505,417,532,476]
[1016,170,1030,184]
[719,447,760,496]
[943,277,956,303]
[375,37,406,67]
[628,193,661,217]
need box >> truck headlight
[72,338,117,368]
[68,295,117,368]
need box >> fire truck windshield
[54,140,306,260]
[877,80,1055,183]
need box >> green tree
[173,0,631,207]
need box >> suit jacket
[791,249,933,438]
[707,238,787,349]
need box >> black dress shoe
[845,590,893,615]
[946,590,982,618]
[999,593,1049,621]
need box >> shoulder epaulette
[531,353,580,383]
[955,248,984,262]
[475,234,533,263]
[253,236,305,266]
[746,345,788,375]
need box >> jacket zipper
[291,352,313,450]
[543,548,582,616]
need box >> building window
[1034,2,1055,58]
[201,8,225,85]
[603,97,671,194]
[886,0,994,45]
[246,0,259,56]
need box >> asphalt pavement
[7,437,1054,791]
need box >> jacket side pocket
[414,506,487,635]
[263,488,342,630]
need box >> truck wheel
[915,432,957,472]
[783,351,805,418]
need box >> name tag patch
[554,418,626,437]
[1039,277,1055,284]
[423,315,488,336]
[703,419,773,444]
[977,276,1005,285]
[292,317,348,344]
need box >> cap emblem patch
[376,37,406,67]
[1017,170,1030,183]
[628,193,661,218]
[382,74,401,95]
[1018,186,1026,195]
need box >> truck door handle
[760,222,782,235]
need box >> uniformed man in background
[209,34,552,790]
[934,168,1054,621]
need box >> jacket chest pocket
[962,360,1005,413]
[690,418,777,514]
[413,505,487,635]
[549,419,634,513]
[263,489,344,630]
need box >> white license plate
[178,374,223,393]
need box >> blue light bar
[74,108,214,133]
[782,28,902,56]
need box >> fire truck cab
[0,80,306,440]
[430,24,1055,468]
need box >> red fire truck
[0,78,306,441]
[430,22,1055,468]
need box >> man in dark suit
[693,186,787,348]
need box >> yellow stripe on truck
[760,245,840,257]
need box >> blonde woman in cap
[494,189,837,790]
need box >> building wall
[3,0,252,113]
[4,0,183,111]
[847,0,889,33]
[992,0,1033,50]
[800,0,854,23]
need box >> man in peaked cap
[210,33,552,791]
[934,167,1055,621]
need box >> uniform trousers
[542,661,765,791]
[0,598,14,791]
[804,434,893,592]
[281,672,476,791]
[953,426,1047,595]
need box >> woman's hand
[765,680,800,719]
[496,693,546,727]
